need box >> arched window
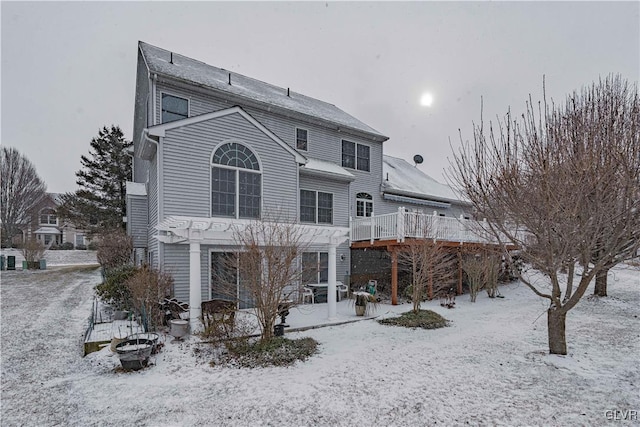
[356,192,373,218]
[211,142,261,219]
[39,208,58,225]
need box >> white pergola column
[189,242,202,333]
[327,243,337,320]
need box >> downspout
[151,73,158,126]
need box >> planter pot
[170,319,189,339]
[127,332,160,354]
[274,324,285,337]
[115,338,153,371]
[110,336,127,352]
[355,305,366,316]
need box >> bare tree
[398,239,456,313]
[0,147,46,247]
[215,215,309,342]
[461,249,502,302]
[461,253,485,303]
[450,75,639,354]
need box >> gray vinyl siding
[298,176,349,227]
[161,112,299,219]
[162,244,210,303]
[147,155,159,261]
[377,198,470,218]
[133,49,152,183]
[155,82,232,124]
[126,194,148,248]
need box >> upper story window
[211,142,261,219]
[342,140,370,172]
[296,128,308,151]
[39,208,57,225]
[300,190,333,224]
[161,93,189,123]
[356,192,373,218]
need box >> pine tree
[58,126,132,234]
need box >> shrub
[215,336,319,368]
[76,244,87,250]
[125,266,173,331]
[95,265,137,311]
[20,238,45,262]
[378,309,450,330]
[87,241,98,250]
[58,242,74,250]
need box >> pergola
[155,216,350,330]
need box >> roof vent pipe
[228,73,231,85]
[287,88,290,97]
[170,52,173,64]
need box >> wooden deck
[350,209,518,305]
[350,208,498,246]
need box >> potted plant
[95,265,136,318]
[352,291,378,316]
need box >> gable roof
[382,155,469,205]
[146,106,306,164]
[139,41,387,141]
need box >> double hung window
[300,190,333,224]
[342,140,370,172]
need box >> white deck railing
[350,207,499,245]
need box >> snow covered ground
[1,252,638,426]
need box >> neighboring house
[16,193,89,249]
[127,41,479,325]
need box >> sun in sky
[420,92,434,107]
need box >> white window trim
[160,91,190,124]
[210,140,264,219]
[300,189,334,225]
[341,139,371,172]
[355,192,374,218]
[295,127,309,151]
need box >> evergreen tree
[58,126,132,234]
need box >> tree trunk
[593,268,609,297]
[547,307,567,355]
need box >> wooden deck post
[457,248,463,295]
[390,248,398,305]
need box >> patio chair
[302,287,315,304]
[337,281,348,301]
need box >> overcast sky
[2,1,638,194]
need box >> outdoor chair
[302,287,315,304]
[337,281,348,301]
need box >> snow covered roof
[300,157,355,182]
[139,42,387,141]
[382,155,469,205]
[34,227,61,235]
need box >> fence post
[370,211,375,245]
[397,206,405,243]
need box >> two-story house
[15,193,90,249]
[128,41,476,328]
[128,41,393,327]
